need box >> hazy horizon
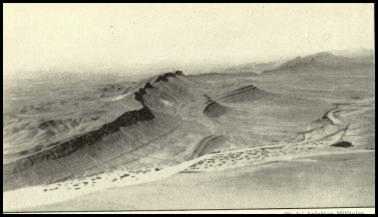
[4,3,374,80]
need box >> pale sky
[3,3,374,79]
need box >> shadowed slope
[203,95,230,118]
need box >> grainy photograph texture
[3,3,375,213]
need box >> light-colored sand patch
[10,151,375,211]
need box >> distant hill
[216,49,373,76]
[271,51,373,72]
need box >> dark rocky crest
[154,70,185,83]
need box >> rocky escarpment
[4,71,186,185]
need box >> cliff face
[4,71,205,190]
[4,72,187,176]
